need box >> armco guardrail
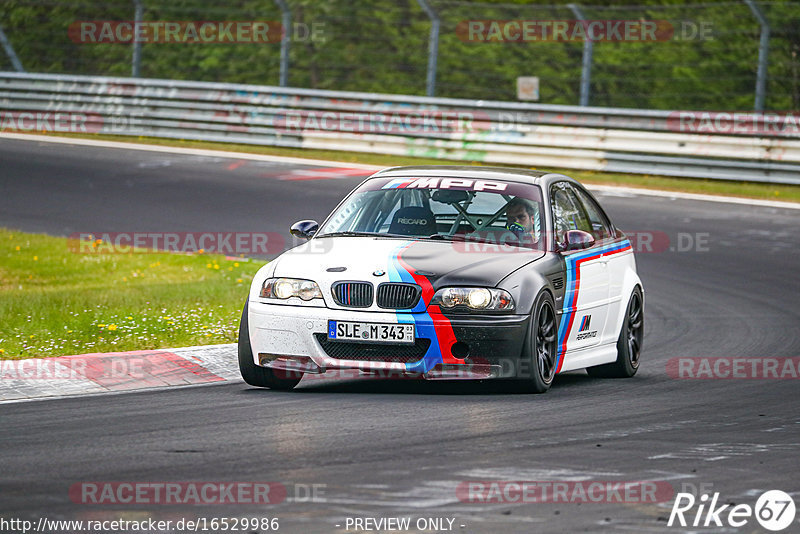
[1,72,799,184]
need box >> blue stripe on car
[387,242,443,374]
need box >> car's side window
[551,182,592,243]
[571,187,612,240]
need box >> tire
[518,292,558,393]
[587,286,643,379]
[238,301,303,390]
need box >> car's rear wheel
[587,286,643,378]
[518,292,558,393]
[238,301,303,390]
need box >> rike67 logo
[669,489,796,531]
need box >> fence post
[568,4,592,107]
[131,0,143,77]
[744,0,769,111]
[274,0,291,87]
[0,25,24,72]
[416,0,440,97]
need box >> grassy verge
[0,228,261,360]
[36,132,800,203]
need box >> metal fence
[2,72,799,184]
[1,1,800,111]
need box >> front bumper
[248,300,529,379]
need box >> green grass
[0,228,261,360]
[42,132,800,203]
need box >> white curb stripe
[0,344,240,404]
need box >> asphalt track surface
[1,137,799,533]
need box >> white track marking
[0,133,382,170]
[2,133,798,209]
[588,184,800,210]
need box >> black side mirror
[561,230,595,251]
[290,220,318,240]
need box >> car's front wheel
[518,292,558,393]
[238,302,303,390]
[587,286,643,378]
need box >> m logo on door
[576,315,597,341]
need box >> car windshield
[317,176,545,248]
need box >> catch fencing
[1,72,799,184]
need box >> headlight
[261,278,323,301]
[431,287,515,312]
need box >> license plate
[327,321,415,345]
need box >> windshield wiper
[315,231,385,238]
[421,233,538,248]
[317,232,472,241]
[418,234,466,241]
